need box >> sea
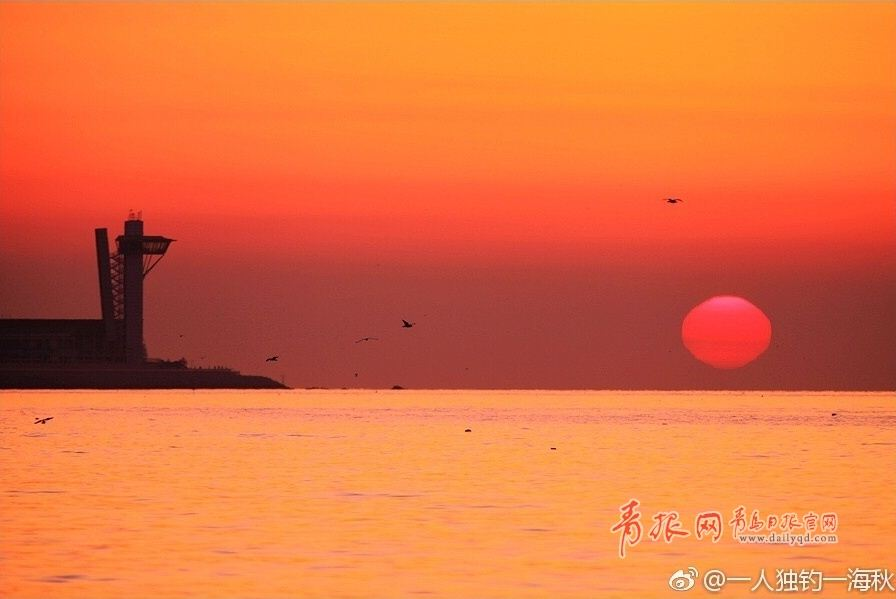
[1,390,894,598]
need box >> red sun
[681,296,772,369]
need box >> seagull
[355,337,379,343]
[401,319,415,328]
[34,416,54,424]
[664,197,683,204]
[266,355,279,362]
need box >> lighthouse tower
[95,212,173,364]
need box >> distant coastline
[0,364,287,390]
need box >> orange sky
[1,2,894,389]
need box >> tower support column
[121,218,145,364]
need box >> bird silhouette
[401,319,415,328]
[34,416,54,424]
[355,337,379,343]
[266,355,279,362]
[664,197,683,204]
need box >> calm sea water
[1,390,894,598]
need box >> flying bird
[664,197,683,204]
[34,416,54,424]
[355,337,379,343]
[401,320,415,328]
[266,355,279,362]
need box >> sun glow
[681,296,772,369]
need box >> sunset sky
[1,2,894,389]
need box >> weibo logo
[668,567,698,591]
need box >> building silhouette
[0,214,285,389]
[1,212,171,365]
